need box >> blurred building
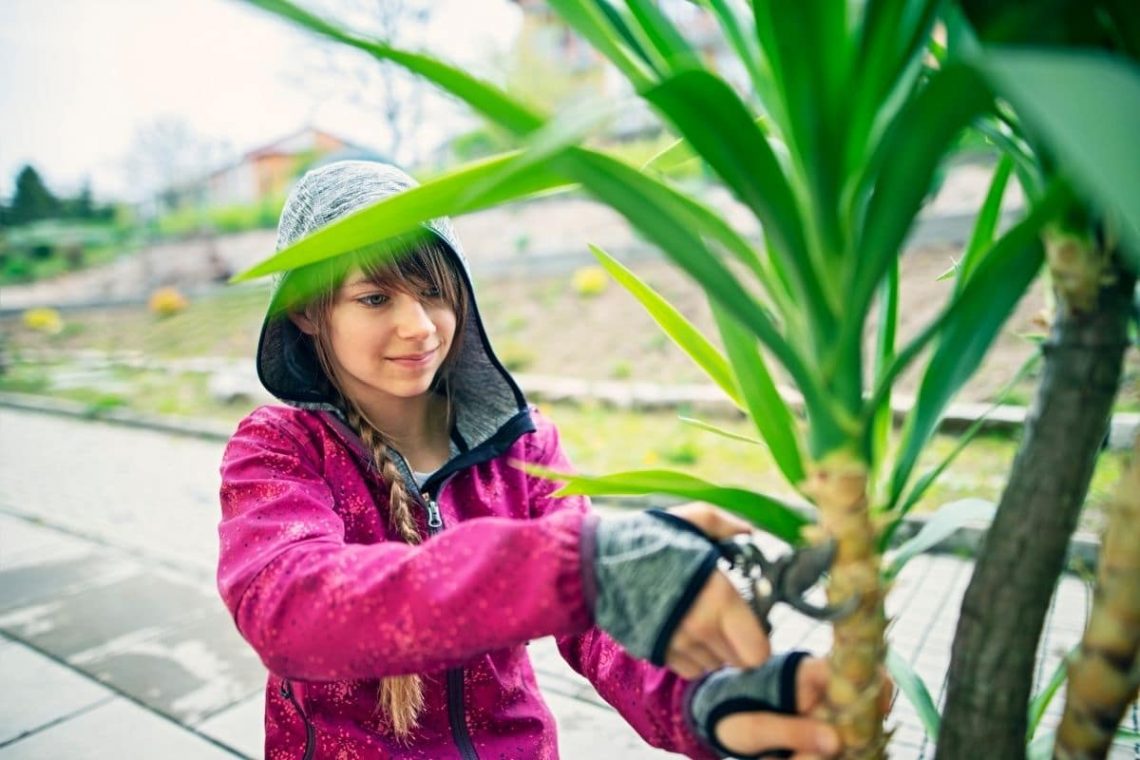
[160,127,382,215]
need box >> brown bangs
[355,235,466,318]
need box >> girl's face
[307,266,458,410]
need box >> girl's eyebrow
[343,275,387,291]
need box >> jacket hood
[256,160,529,454]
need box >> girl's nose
[392,294,436,339]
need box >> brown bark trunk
[935,267,1135,760]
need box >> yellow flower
[22,307,64,334]
[571,266,608,298]
[148,287,189,317]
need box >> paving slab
[543,691,679,758]
[0,697,240,760]
[0,513,94,568]
[0,550,132,613]
[0,566,215,660]
[69,610,268,726]
[195,691,264,760]
[0,638,114,746]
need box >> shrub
[609,360,633,379]
[2,255,33,283]
[657,438,701,466]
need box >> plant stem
[935,263,1135,760]
[1054,433,1140,759]
[807,457,888,759]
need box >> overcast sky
[0,0,522,201]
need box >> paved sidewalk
[0,408,1136,759]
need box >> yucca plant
[232,0,1140,757]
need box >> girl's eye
[357,294,389,307]
[421,286,442,299]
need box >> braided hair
[297,236,467,739]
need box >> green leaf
[974,116,1045,199]
[886,648,941,741]
[641,134,697,175]
[848,62,994,341]
[569,152,851,458]
[1027,647,1076,740]
[591,0,664,75]
[528,465,809,545]
[752,0,849,255]
[569,154,811,394]
[978,50,1140,271]
[711,300,806,485]
[642,69,832,336]
[620,167,769,283]
[889,351,1040,519]
[868,257,899,491]
[887,183,1066,508]
[884,498,996,581]
[678,416,763,446]
[693,0,774,111]
[624,0,702,72]
[459,97,623,207]
[546,0,656,89]
[958,154,1014,292]
[849,0,941,172]
[231,153,571,281]
[1026,731,1054,760]
[588,244,743,409]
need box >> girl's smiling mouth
[388,347,439,367]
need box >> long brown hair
[296,235,468,739]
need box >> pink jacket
[218,404,713,759]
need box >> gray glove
[686,651,809,759]
[590,509,720,665]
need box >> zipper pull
[424,494,443,530]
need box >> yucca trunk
[807,456,888,759]
[937,239,1135,759]
[1054,434,1140,759]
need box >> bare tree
[123,117,232,212]
[299,0,433,166]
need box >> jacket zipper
[422,489,479,760]
[280,679,316,760]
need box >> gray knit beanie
[256,160,528,445]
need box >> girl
[217,160,842,759]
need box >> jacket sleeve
[216,410,594,682]
[524,412,716,759]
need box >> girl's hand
[692,654,894,759]
[590,506,770,677]
[664,503,770,677]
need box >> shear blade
[780,539,837,597]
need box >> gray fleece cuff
[686,651,809,759]
[591,510,719,665]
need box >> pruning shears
[716,535,858,634]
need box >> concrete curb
[0,391,1102,572]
